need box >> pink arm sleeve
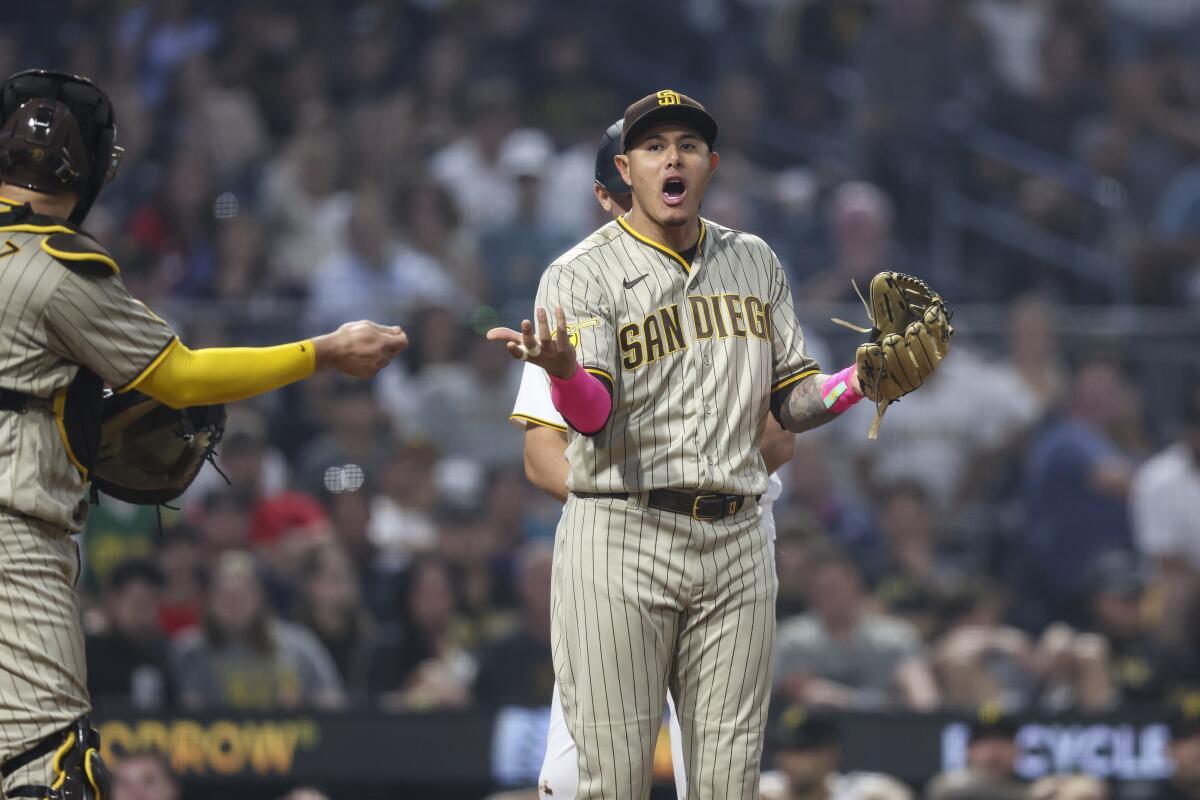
[549,365,612,435]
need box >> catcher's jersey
[534,216,818,496]
[0,211,176,529]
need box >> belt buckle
[691,494,725,521]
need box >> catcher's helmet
[594,119,630,196]
[0,70,122,224]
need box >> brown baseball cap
[621,89,718,152]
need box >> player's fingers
[485,327,523,344]
[536,308,553,348]
[505,341,527,360]
[520,318,539,349]
[554,306,569,347]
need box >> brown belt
[572,488,753,521]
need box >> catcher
[0,69,406,799]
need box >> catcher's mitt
[91,391,226,505]
[833,271,953,439]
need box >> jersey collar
[617,215,705,274]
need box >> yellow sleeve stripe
[616,216,705,274]
[117,336,180,394]
[510,413,569,432]
[52,388,88,480]
[40,239,119,275]
[0,223,75,235]
[584,367,614,384]
[771,368,819,394]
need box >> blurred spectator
[261,129,352,290]
[855,0,985,235]
[437,509,515,643]
[397,181,484,304]
[778,433,879,569]
[127,149,217,298]
[193,490,255,558]
[761,707,913,800]
[844,344,1041,513]
[294,540,377,696]
[871,481,970,639]
[926,709,1025,800]
[367,443,440,571]
[1166,702,1200,800]
[796,182,905,303]
[473,542,554,707]
[410,333,522,466]
[171,54,270,182]
[1131,381,1200,646]
[365,555,477,711]
[81,498,161,597]
[1029,775,1110,800]
[295,378,393,497]
[249,492,332,583]
[172,551,345,710]
[110,752,180,800]
[1015,357,1140,630]
[155,526,206,637]
[932,582,1041,712]
[480,129,576,324]
[86,559,175,710]
[1006,295,1066,414]
[775,513,823,619]
[774,544,940,710]
[429,79,520,229]
[1045,549,1191,711]
[306,184,460,331]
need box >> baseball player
[0,70,406,799]
[486,89,943,800]
[510,119,795,800]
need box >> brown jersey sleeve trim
[510,413,569,432]
[584,367,615,386]
[115,335,180,394]
[771,368,819,394]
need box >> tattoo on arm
[779,373,840,434]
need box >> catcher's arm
[132,321,408,408]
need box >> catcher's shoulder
[0,206,119,277]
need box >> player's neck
[622,207,700,254]
[0,183,76,218]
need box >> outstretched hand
[313,320,409,379]
[487,306,578,379]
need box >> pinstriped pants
[0,512,89,796]
[552,494,776,800]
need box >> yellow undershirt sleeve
[129,338,317,408]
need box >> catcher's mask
[0,69,123,224]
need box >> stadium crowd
[6,0,1200,797]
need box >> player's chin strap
[1,717,110,800]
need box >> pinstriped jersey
[0,211,176,529]
[534,216,818,496]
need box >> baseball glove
[91,391,226,505]
[833,271,954,439]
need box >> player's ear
[593,183,612,213]
[614,154,631,186]
[708,150,720,175]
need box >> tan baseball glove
[833,271,954,439]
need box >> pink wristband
[550,364,612,434]
[821,364,864,414]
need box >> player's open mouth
[662,177,687,207]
